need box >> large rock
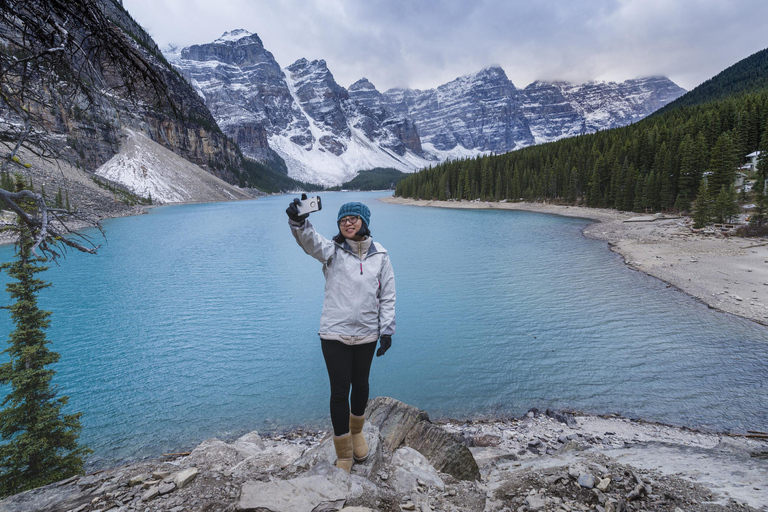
[237,469,377,512]
[366,397,480,481]
[186,431,304,478]
[404,421,480,481]
[185,438,246,470]
[389,447,445,494]
[365,397,429,452]
[291,423,382,479]
[0,479,91,512]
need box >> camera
[295,195,322,215]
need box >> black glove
[286,193,309,223]
[376,335,391,357]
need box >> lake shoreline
[381,196,768,327]
[4,401,765,511]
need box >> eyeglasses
[338,216,360,226]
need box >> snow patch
[95,130,251,204]
[214,29,253,43]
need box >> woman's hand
[286,194,309,223]
[376,335,392,357]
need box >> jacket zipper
[358,241,363,274]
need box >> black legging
[321,338,377,436]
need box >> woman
[286,197,396,473]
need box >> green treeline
[396,89,768,213]
[328,168,406,191]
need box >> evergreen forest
[395,49,768,217]
[328,168,406,191]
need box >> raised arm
[290,219,335,264]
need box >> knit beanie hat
[337,202,371,227]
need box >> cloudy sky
[122,0,768,92]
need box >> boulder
[404,421,480,481]
[237,470,377,512]
[0,481,93,512]
[229,441,306,478]
[291,423,382,479]
[546,409,578,427]
[185,438,245,471]
[365,397,429,452]
[231,431,264,453]
[389,447,445,494]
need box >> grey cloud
[123,0,768,92]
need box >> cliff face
[4,0,249,186]
[384,66,535,154]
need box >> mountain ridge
[166,30,686,187]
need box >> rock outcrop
[2,399,764,512]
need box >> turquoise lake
[0,191,766,467]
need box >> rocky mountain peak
[348,78,384,110]
[286,57,350,145]
[349,77,377,92]
[214,29,253,43]
[170,29,685,186]
[180,31,272,67]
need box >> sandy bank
[382,196,768,326]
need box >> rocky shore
[1,397,764,512]
[380,197,768,326]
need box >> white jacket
[290,219,396,343]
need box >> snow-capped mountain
[170,31,431,186]
[167,30,685,186]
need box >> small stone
[525,495,547,511]
[152,471,171,480]
[379,471,389,480]
[417,479,427,487]
[141,487,159,501]
[142,479,160,489]
[128,473,149,486]
[401,502,416,510]
[597,477,611,491]
[158,482,175,495]
[448,489,457,496]
[173,467,199,489]
[577,474,596,489]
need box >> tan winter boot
[349,414,369,462]
[333,433,353,473]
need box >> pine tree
[713,185,739,223]
[0,183,89,498]
[750,188,767,227]
[692,180,713,228]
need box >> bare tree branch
[0,0,179,259]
